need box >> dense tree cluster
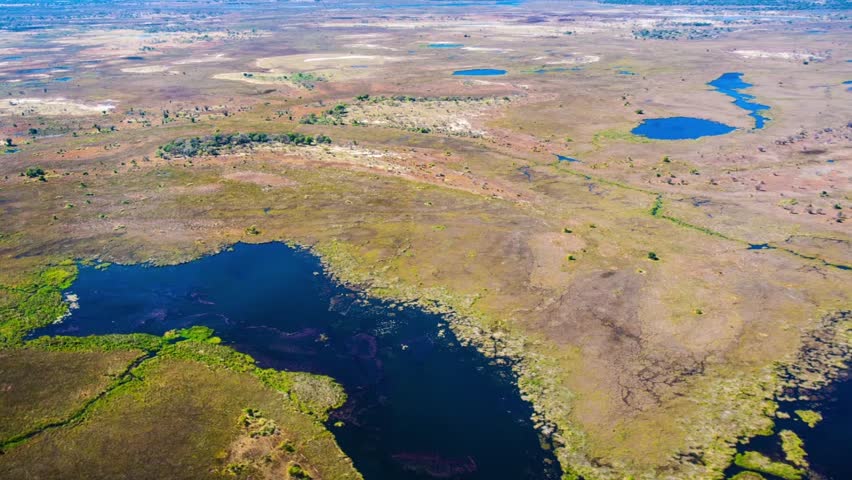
[157,132,331,158]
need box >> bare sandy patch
[257,53,404,71]
[345,96,514,138]
[121,65,171,73]
[350,44,399,51]
[212,72,314,89]
[731,49,826,61]
[545,54,600,65]
[172,53,230,65]
[462,47,513,52]
[0,98,115,116]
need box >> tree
[4,138,12,147]
[25,167,46,181]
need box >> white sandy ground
[173,53,231,65]
[731,49,827,61]
[545,55,601,65]
[461,47,513,52]
[121,65,171,73]
[349,44,399,51]
[303,55,386,63]
[0,97,115,116]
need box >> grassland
[0,0,849,479]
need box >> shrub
[25,166,45,179]
[157,132,328,159]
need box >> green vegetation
[591,128,651,147]
[356,94,494,104]
[0,5,848,480]
[780,430,808,468]
[0,313,356,478]
[632,26,730,40]
[0,349,141,444]
[659,214,738,241]
[0,355,359,479]
[239,408,279,438]
[157,132,330,159]
[794,409,822,427]
[288,464,312,479]
[729,472,766,480]
[241,71,325,89]
[733,451,802,480]
[28,333,165,352]
[288,72,324,89]
[300,103,349,125]
[650,195,664,217]
[0,264,77,346]
[24,166,45,179]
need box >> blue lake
[32,242,559,480]
[617,70,636,76]
[54,76,72,82]
[632,117,736,140]
[453,68,506,76]
[708,72,770,129]
[555,154,579,163]
[429,43,463,48]
[632,72,770,140]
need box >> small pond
[453,68,506,76]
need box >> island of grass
[733,451,802,480]
[794,409,823,428]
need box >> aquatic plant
[793,409,822,427]
[733,451,801,480]
[779,430,808,467]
